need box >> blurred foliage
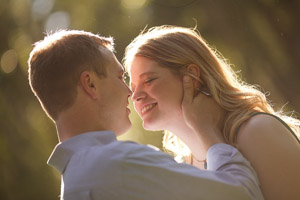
[0,0,300,199]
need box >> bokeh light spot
[121,0,147,10]
[31,0,54,20]
[1,50,18,74]
[45,11,70,32]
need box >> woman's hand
[181,75,226,151]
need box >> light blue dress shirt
[48,131,263,200]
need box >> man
[28,30,263,200]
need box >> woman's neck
[167,111,226,162]
[167,119,207,161]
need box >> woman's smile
[141,103,157,115]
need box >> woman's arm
[237,114,300,200]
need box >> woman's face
[130,56,183,131]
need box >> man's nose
[126,84,133,98]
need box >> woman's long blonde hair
[124,25,300,159]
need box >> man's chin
[115,121,132,136]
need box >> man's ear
[185,64,201,89]
[79,71,98,99]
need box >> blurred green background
[1,0,299,199]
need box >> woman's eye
[144,78,156,84]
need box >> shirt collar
[47,130,116,174]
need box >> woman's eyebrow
[139,71,158,78]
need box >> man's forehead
[98,45,113,58]
[98,46,124,73]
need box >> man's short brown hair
[28,30,114,120]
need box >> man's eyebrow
[117,67,125,74]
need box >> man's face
[96,49,132,135]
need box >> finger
[182,75,194,105]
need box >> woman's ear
[185,64,201,89]
[79,71,98,99]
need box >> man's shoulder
[80,139,176,169]
[64,140,174,184]
[69,139,168,165]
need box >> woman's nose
[132,87,146,102]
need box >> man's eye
[120,74,127,81]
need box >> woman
[123,25,300,200]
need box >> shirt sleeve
[120,143,264,200]
[207,143,263,199]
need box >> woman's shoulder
[236,113,300,200]
[243,113,284,131]
[237,112,299,151]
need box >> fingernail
[183,75,190,83]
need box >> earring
[199,90,211,96]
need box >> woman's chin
[142,121,162,131]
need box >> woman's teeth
[142,103,156,114]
